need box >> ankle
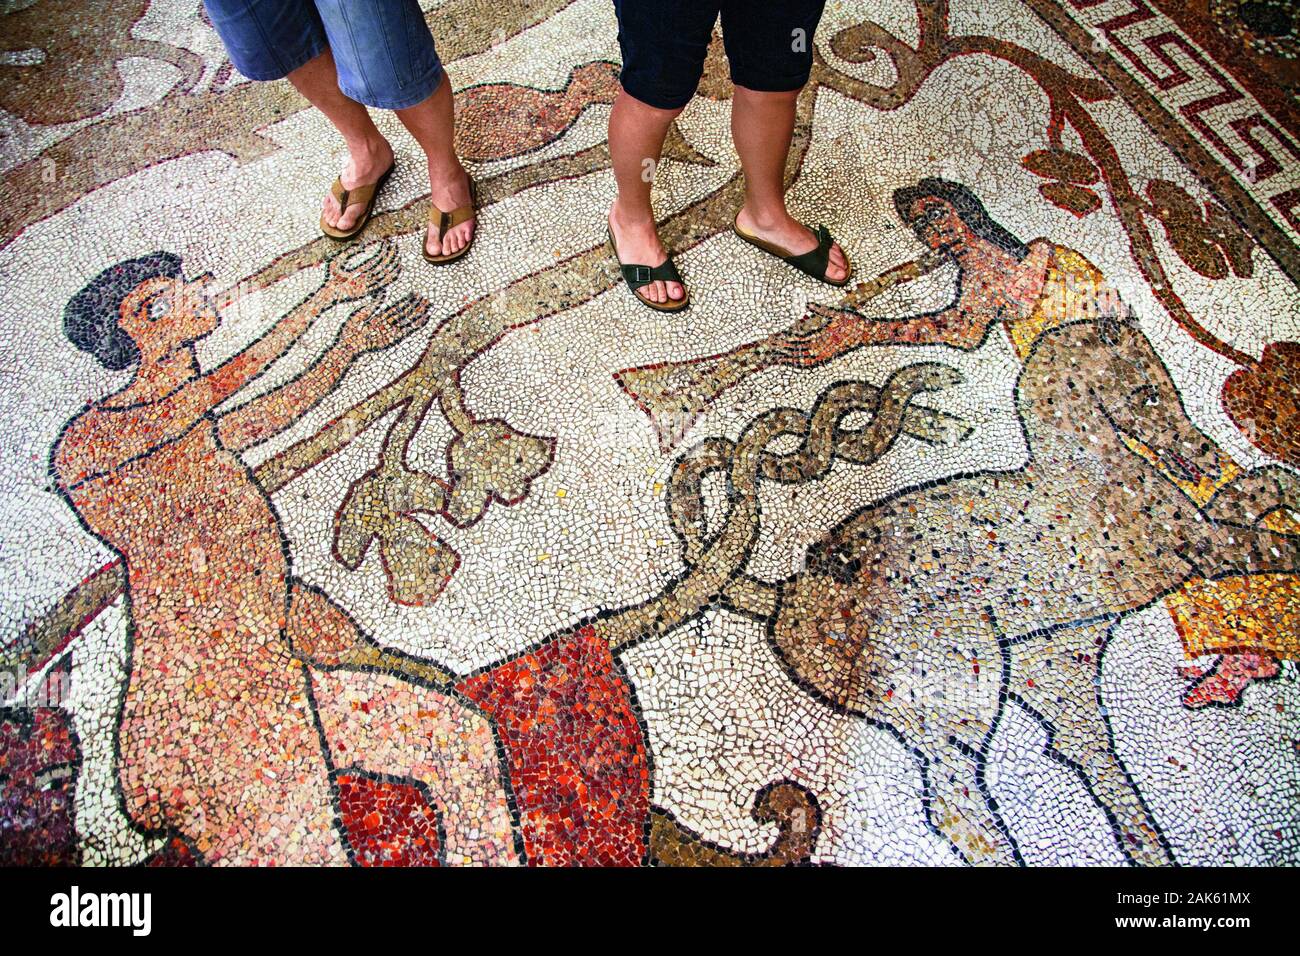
[427,155,467,190]
[348,134,391,164]
[610,197,654,231]
[739,201,791,231]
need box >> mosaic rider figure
[203,0,478,264]
[606,0,853,311]
[786,178,1300,707]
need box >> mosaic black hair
[893,178,1030,260]
[63,252,183,371]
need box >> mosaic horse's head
[1019,311,1224,488]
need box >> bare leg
[731,86,848,283]
[607,89,686,305]
[287,49,394,233]
[395,73,475,258]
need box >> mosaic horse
[764,312,1299,865]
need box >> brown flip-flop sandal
[320,164,395,241]
[423,177,478,265]
[733,215,853,287]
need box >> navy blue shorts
[613,0,827,110]
[203,0,443,110]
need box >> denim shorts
[203,0,443,110]
[613,0,827,110]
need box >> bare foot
[736,205,849,284]
[425,161,476,258]
[1182,653,1280,708]
[322,137,395,233]
[608,202,685,305]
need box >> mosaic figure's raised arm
[218,293,430,453]
[203,243,402,408]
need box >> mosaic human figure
[51,247,517,865]
[777,178,1300,708]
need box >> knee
[615,85,687,121]
[732,84,802,105]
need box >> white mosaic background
[1,0,1296,864]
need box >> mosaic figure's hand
[323,241,401,304]
[342,293,431,357]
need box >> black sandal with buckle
[733,216,852,287]
[607,225,690,313]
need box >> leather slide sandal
[607,225,690,313]
[423,176,478,265]
[733,216,852,288]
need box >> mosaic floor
[1,0,1299,867]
